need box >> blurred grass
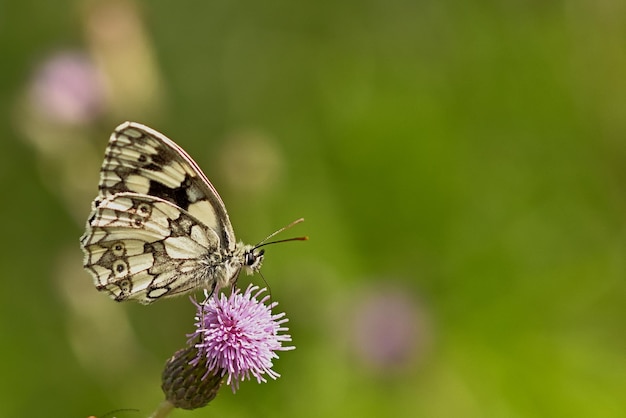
[1,0,625,417]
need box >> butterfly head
[242,247,265,275]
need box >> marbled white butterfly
[80,122,303,304]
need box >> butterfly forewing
[96,122,235,248]
[80,122,257,304]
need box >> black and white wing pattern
[80,122,265,304]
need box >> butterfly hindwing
[81,193,223,303]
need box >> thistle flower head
[189,285,294,392]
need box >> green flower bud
[161,346,224,410]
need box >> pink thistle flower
[189,285,294,392]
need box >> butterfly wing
[95,121,236,250]
[81,193,224,304]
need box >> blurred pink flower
[350,285,429,373]
[29,51,105,124]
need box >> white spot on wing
[188,200,218,230]
[123,128,143,139]
[124,240,146,256]
[154,201,182,220]
[190,225,210,248]
[128,252,155,274]
[151,270,176,287]
[125,174,150,193]
[148,288,169,298]
[164,236,207,259]
[104,197,134,212]
[104,227,167,243]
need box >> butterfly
[80,122,304,304]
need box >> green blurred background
[1,0,625,417]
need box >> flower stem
[148,400,175,418]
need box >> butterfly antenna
[254,218,308,249]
